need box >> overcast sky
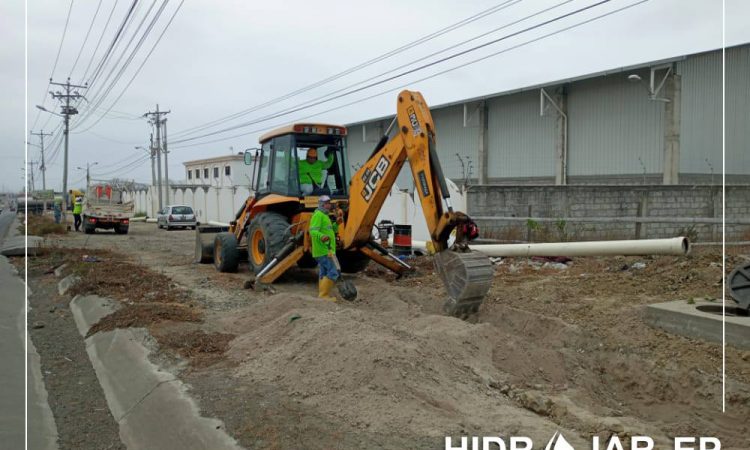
[2,0,748,193]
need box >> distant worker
[308,195,340,300]
[73,196,83,232]
[298,147,334,195]
[53,203,61,224]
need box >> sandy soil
[46,221,750,449]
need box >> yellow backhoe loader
[196,90,493,316]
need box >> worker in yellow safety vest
[73,196,83,232]
[308,195,339,299]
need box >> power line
[85,0,140,88]
[30,0,75,131]
[73,0,169,129]
[170,0,524,139]
[68,0,103,79]
[171,0,613,145]
[78,0,119,85]
[73,0,185,133]
[172,0,649,149]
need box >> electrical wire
[170,0,613,145]
[30,0,75,131]
[73,0,168,128]
[171,0,649,150]
[78,0,119,85]
[68,0,103,79]
[85,0,140,88]
[92,154,150,176]
[73,0,185,133]
[170,0,524,139]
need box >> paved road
[0,210,25,448]
[0,210,58,449]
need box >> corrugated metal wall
[725,46,750,175]
[567,72,664,176]
[486,90,555,178]
[345,45,748,185]
[432,104,480,181]
[678,50,722,174]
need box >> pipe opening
[696,304,748,317]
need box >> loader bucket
[433,250,494,317]
[195,225,229,264]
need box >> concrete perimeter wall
[468,185,750,242]
[124,181,467,243]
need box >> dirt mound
[222,293,591,444]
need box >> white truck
[82,181,135,235]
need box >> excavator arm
[343,90,493,316]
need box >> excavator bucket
[433,250,494,317]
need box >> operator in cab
[308,195,339,300]
[298,147,334,195]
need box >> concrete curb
[70,295,242,450]
[0,235,43,257]
[645,299,750,350]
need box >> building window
[195,169,200,179]
[187,170,192,180]
[204,168,209,179]
[213,167,219,178]
[225,166,231,176]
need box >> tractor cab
[245,124,349,204]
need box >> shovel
[330,253,357,301]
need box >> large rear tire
[195,230,214,264]
[213,232,239,273]
[114,225,128,235]
[336,249,370,273]
[247,212,289,274]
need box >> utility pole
[162,118,169,204]
[77,162,99,186]
[47,78,86,219]
[27,161,38,192]
[143,105,170,210]
[30,130,52,191]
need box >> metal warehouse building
[345,44,750,188]
[344,44,749,241]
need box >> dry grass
[21,214,67,236]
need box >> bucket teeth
[433,250,493,318]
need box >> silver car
[157,205,197,230]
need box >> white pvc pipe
[470,237,690,257]
[391,237,690,257]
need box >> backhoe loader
[196,90,493,316]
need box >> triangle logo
[545,431,575,450]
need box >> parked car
[156,205,197,230]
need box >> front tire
[247,212,289,274]
[213,232,239,273]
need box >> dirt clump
[154,329,235,367]
[86,303,202,337]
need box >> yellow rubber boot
[319,277,337,301]
[318,278,329,298]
